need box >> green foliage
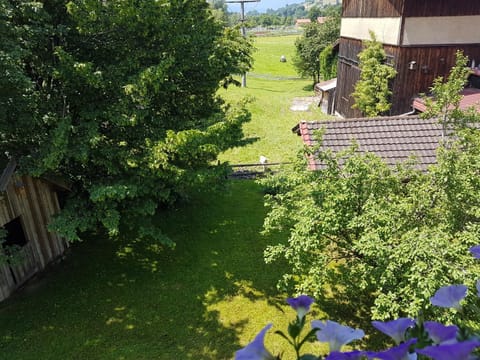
[259,137,480,320]
[292,7,340,85]
[352,31,397,117]
[1,0,254,244]
[0,181,324,359]
[421,51,476,134]
[319,44,337,81]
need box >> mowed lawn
[0,35,331,359]
[219,35,332,164]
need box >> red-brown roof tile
[294,116,445,171]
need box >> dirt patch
[290,96,320,112]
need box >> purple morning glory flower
[430,285,467,310]
[326,350,368,360]
[312,320,365,352]
[286,295,314,319]
[423,321,458,344]
[416,340,480,360]
[470,245,480,259]
[235,323,275,360]
[371,318,415,344]
[371,339,418,360]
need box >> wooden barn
[0,159,68,301]
[335,0,480,118]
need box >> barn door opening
[2,217,28,285]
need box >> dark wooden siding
[335,38,363,118]
[392,45,480,114]
[403,0,480,17]
[336,38,480,117]
[0,173,67,301]
[343,0,404,18]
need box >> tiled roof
[413,88,480,113]
[294,116,445,171]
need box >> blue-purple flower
[371,318,415,344]
[286,295,314,319]
[430,285,467,310]
[423,321,458,345]
[470,245,480,259]
[371,339,417,360]
[476,279,480,298]
[312,320,365,352]
[235,323,275,360]
[415,340,480,360]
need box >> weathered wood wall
[343,0,404,17]
[343,0,480,18]
[336,38,480,118]
[403,0,480,17]
[391,45,480,114]
[0,172,67,301]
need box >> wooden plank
[9,175,47,268]
[34,179,63,257]
[0,196,13,225]
[343,0,404,18]
[10,242,39,287]
[404,0,480,17]
[0,262,15,301]
[23,176,52,264]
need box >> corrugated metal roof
[294,116,446,171]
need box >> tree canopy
[292,6,340,85]
[260,58,480,321]
[352,31,397,117]
[1,0,253,245]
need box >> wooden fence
[230,162,290,179]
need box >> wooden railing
[230,162,290,179]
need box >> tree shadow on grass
[235,136,260,148]
[313,280,389,351]
[112,180,287,358]
[302,84,314,92]
[0,181,288,359]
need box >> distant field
[219,35,333,165]
[250,35,300,77]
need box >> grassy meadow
[219,35,332,164]
[0,35,335,359]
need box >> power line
[225,0,260,87]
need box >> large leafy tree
[352,31,397,117]
[1,0,253,244]
[260,141,480,321]
[293,6,340,86]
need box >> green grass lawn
[0,182,326,359]
[219,35,333,165]
[0,35,335,359]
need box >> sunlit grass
[0,181,327,359]
[219,35,333,165]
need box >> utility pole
[225,0,260,87]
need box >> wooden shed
[0,159,68,301]
[335,0,480,118]
[315,78,337,115]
